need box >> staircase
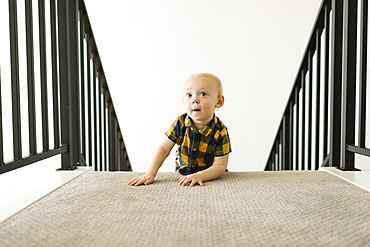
[1,0,370,245]
[0,0,131,175]
[265,0,370,172]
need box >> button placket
[190,130,199,168]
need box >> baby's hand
[178,173,204,187]
[127,173,155,186]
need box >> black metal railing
[0,0,131,174]
[265,0,369,171]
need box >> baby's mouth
[193,109,201,112]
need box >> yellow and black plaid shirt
[165,113,231,175]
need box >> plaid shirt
[165,113,231,175]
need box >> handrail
[265,0,369,171]
[0,0,131,174]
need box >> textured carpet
[0,171,370,247]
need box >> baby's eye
[186,93,192,98]
[200,92,207,96]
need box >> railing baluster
[289,101,294,170]
[358,0,368,148]
[271,151,274,171]
[93,54,98,170]
[340,0,357,171]
[117,136,123,171]
[270,154,273,171]
[295,86,299,170]
[58,0,69,167]
[69,0,81,168]
[86,33,92,166]
[114,120,119,171]
[109,104,117,171]
[329,0,344,168]
[124,142,128,170]
[9,0,22,160]
[284,101,293,170]
[103,88,108,171]
[0,68,4,165]
[39,0,49,151]
[98,73,103,171]
[266,154,272,171]
[275,140,279,171]
[315,30,321,170]
[301,69,306,170]
[25,0,37,155]
[120,138,129,171]
[308,52,313,170]
[50,0,60,148]
[281,115,289,170]
[323,4,330,163]
[279,129,283,171]
[79,8,86,161]
[58,0,79,170]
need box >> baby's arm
[128,137,174,186]
[178,154,229,187]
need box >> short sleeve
[214,128,232,157]
[165,116,184,145]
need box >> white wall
[85,0,322,172]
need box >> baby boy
[128,73,231,187]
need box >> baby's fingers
[127,178,139,186]
[189,179,197,187]
[178,177,189,186]
[179,177,204,187]
[195,180,204,187]
[128,177,145,186]
[143,178,153,185]
[189,180,204,187]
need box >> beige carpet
[0,171,369,246]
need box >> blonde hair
[188,73,223,96]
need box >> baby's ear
[216,95,224,108]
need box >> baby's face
[183,76,223,128]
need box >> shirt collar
[185,114,217,137]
